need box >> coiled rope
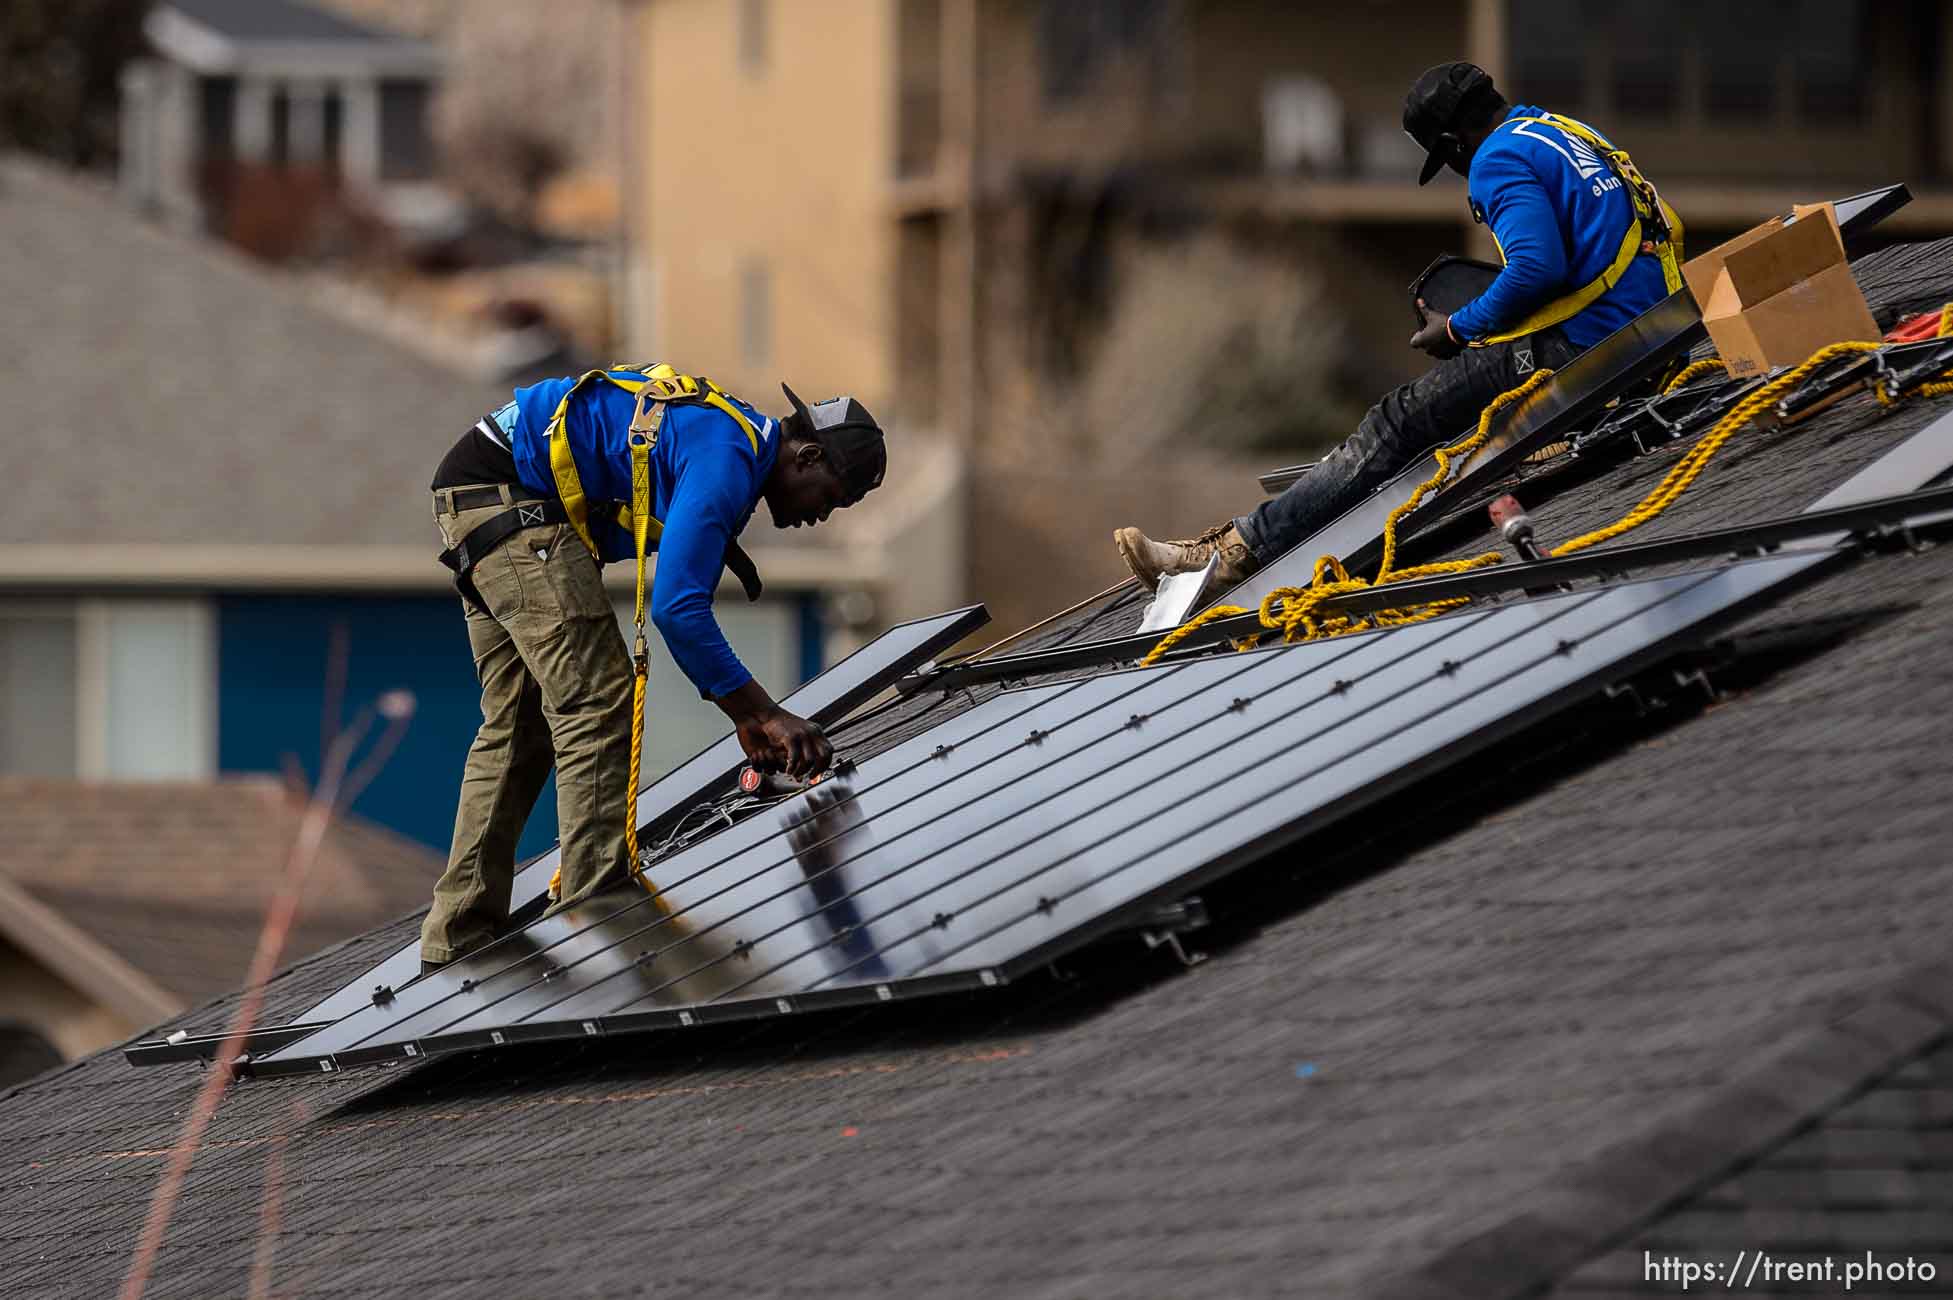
[1140,367,1558,666]
[1145,322,1952,666]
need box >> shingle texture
[2,238,1952,1300]
[0,155,500,550]
[1553,1026,1953,1298]
[0,777,441,1005]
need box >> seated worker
[421,364,887,971]
[1115,61,1680,590]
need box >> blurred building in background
[616,0,1953,629]
[118,0,443,238]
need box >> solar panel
[234,407,1953,1077]
[125,604,987,1067]
[240,556,1813,1074]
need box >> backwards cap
[781,383,887,505]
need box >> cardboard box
[1682,203,1880,379]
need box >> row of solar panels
[126,185,1928,1075]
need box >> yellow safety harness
[1475,113,1685,346]
[544,363,760,907]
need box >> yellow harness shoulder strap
[1473,113,1685,347]
[543,363,763,556]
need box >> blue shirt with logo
[1447,105,1668,350]
[504,372,780,699]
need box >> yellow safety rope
[1663,357,1726,394]
[1144,322,1953,667]
[1141,367,1558,666]
[548,404,671,915]
[621,424,671,916]
[1548,340,1881,557]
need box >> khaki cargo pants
[421,484,634,963]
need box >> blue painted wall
[216,593,826,864]
[216,595,560,861]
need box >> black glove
[1410,298,1465,360]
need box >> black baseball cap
[1403,62,1502,185]
[780,383,887,506]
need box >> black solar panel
[234,404,1953,1077]
[244,557,1821,1075]
[125,605,987,1067]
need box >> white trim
[142,7,441,78]
[0,544,884,593]
[144,7,238,74]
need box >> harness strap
[542,362,762,558]
[1474,113,1685,347]
[436,498,569,615]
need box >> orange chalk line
[29,1046,1031,1169]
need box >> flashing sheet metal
[253,553,1823,1076]
[272,605,987,1029]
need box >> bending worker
[421,363,887,971]
[1116,61,1680,589]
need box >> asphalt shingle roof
[0,155,499,551]
[3,234,1952,1300]
[0,777,441,1005]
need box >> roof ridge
[1368,957,1953,1300]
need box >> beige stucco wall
[633,0,898,415]
[0,938,137,1061]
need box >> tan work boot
[1113,522,1260,593]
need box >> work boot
[1114,523,1260,593]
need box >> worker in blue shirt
[421,364,887,971]
[1116,61,1680,591]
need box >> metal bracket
[1138,896,1210,968]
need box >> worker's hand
[737,707,832,778]
[716,679,833,778]
[1411,299,1465,360]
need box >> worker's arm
[651,439,831,776]
[1446,148,1569,343]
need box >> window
[739,0,768,74]
[1510,0,1882,131]
[378,80,433,181]
[0,599,214,780]
[1605,0,1682,120]
[1036,0,1173,106]
[98,602,215,780]
[1509,0,1592,112]
[1700,1,1780,121]
[1792,0,1872,123]
[740,258,772,368]
[0,605,78,777]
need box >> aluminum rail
[902,481,1953,692]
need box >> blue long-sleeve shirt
[504,372,779,699]
[1447,105,1668,350]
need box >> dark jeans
[1236,327,1583,562]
